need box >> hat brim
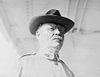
[29,15,74,35]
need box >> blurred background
[0,0,100,77]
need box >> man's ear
[36,30,40,39]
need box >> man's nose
[54,28,60,34]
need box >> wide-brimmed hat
[29,9,75,35]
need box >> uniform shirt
[19,53,74,77]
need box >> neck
[37,46,59,59]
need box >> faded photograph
[0,0,100,77]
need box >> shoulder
[19,53,37,66]
[20,53,37,59]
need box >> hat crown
[29,9,74,35]
[46,9,61,16]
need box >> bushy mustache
[52,34,63,40]
[53,36,62,39]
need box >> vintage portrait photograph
[0,0,100,77]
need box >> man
[19,9,75,77]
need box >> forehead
[38,23,64,30]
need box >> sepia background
[0,0,100,77]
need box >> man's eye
[60,28,64,31]
[59,28,65,33]
[49,28,55,31]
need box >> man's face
[36,23,65,49]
